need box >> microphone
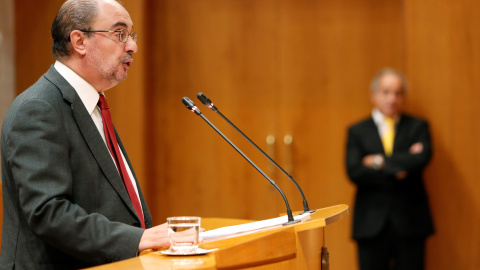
[181,97,300,225]
[197,93,315,214]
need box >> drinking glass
[167,216,201,254]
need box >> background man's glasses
[80,29,138,43]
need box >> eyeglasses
[80,29,138,43]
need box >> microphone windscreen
[182,97,195,109]
[197,92,211,106]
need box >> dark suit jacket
[346,114,434,240]
[0,65,153,269]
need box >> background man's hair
[370,68,409,93]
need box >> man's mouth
[122,59,133,68]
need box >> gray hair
[370,68,408,93]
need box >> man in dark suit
[0,0,170,269]
[346,68,434,270]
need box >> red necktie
[98,95,145,228]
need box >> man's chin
[115,70,128,82]
[384,111,400,118]
[379,108,400,118]
[107,75,126,87]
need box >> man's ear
[70,30,87,56]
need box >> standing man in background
[0,0,170,269]
[345,68,434,270]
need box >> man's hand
[137,223,207,254]
[138,223,170,253]
[395,171,407,180]
[393,143,423,180]
[409,142,423,154]
[363,154,384,170]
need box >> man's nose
[387,93,398,102]
[125,36,138,53]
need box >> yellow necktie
[382,117,395,156]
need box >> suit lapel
[43,65,139,220]
[365,118,386,154]
[392,114,408,152]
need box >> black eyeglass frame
[80,29,138,43]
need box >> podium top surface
[85,204,349,270]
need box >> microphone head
[197,93,211,106]
[197,92,218,112]
[182,97,201,115]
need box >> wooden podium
[86,204,349,270]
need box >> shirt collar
[54,61,101,115]
[372,109,384,126]
[371,109,400,125]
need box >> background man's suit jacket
[0,66,153,269]
[346,114,434,240]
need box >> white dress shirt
[54,61,142,206]
[371,109,400,138]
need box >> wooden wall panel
[15,0,62,95]
[0,0,15,120]
[146,1,404,270]
[146,0,285,222]
[276,1,405,269]
[404,1,480,269]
